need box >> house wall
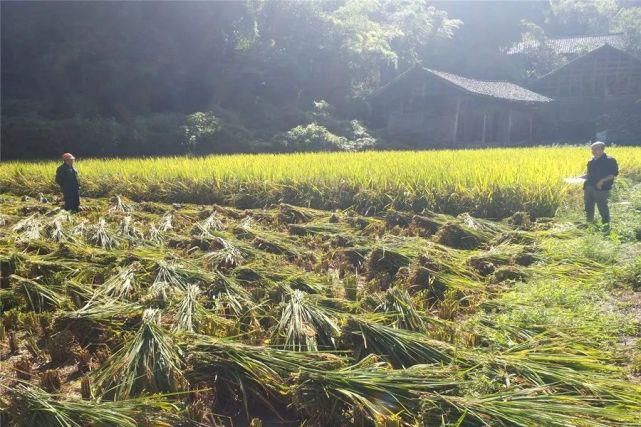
[532,46,641,140]
[368,70,546,147]
[375,94,539,147]
[533,47,641,100]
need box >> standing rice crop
[3,147,640,217]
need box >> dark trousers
[584,186,610,223]
[63,189,80,212]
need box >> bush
[282,120,376,152]
[182,112,222,152]
[182,111,257,154]
[283,123,348,152]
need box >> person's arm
[596,175,615,189]
[55,167,63,187]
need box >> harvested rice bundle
[366,247,411,280]
[118,216,144,241]
[4,382,179,427]
[459,336,638,399]
[158,212,173,232]
[434,221,488,250]
[420,389,638,427]
[44,211,72,243]
[109,195,132,213]
[457,213,506,235]
[171,284,233,336]
[70,219,89,238]
[374,287,427,331]
[93,308,186,399]
[291,355,457,425]
[343,318,454,368]
[411,211,449,237]
[493,230,537,245]
[12,214,42,242]
[146,224,165,245]
[186,335,346,415]
[277,203,315,224]
[272,289,340,351]
[11,275,67,312]
[192,212,224,239]
[98,263,141,301]
[205,272,254,317]
[148,260,192,301]
[88,218,118,249]
[45,219,68,243]
[203,237,247,270]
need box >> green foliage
[548,0,619,33]
[613,6,641,56]
[182,112,222,153]
[283,124,348,152]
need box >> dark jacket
[584,154,618,191]
[55,163,80,193]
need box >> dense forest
[2,0,641,159]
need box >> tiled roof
[507,33,626,55]
[423,68,553,103]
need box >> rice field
[2,146,641,218]
[1,148,641,426]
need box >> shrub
[182,112,222,153]
[283,120,376,152]
[283,123,348,152]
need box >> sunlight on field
[2,147,641,217]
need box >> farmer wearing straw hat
[582,141,618,224]
[55,153,81,212]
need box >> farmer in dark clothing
[55,153,80,212]
[582,141,618,223]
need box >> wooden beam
[481,111,487,144]
[506,109,513,145]
[453,97,461,145]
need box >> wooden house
[507,33,627,60]
[366,67,553,147]
[529,44,641,140]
